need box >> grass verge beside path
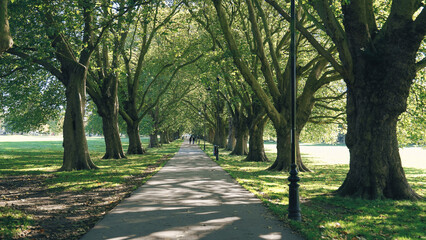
[0,138,182,239]
[201,143,425,240]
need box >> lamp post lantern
[288,0,301,221]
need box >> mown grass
[0,137,182,239]
[202,143,425,240]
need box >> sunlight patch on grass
[201,142,426,240]
[0,207,33,239]
[0,138,182,237]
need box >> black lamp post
[203,104,206,150]
[215,77,220,161]
[216,77,220,138]
[288,0,301,221]
[206,86,212,149]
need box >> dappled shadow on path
[81,143,301,240]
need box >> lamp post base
[288,164,301,221]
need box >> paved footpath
[81,142,303,240]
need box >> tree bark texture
[60,66,97,171]
[95,76,125,159]
[230,116,248,155]
[208,128,215,143]
[149,132,160,148]
[336,1,425,200]
[100,111,125,159]
[0,0,12,53]
[225,118,236,151]
[245,117,268,162]
[214,116,227,148]
[160,131,170,144]
[126,121,145,154]
[338,31,422,199]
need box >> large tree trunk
[126,121,145,154]
[268,126,309,172]
[0,0,13,53]
[160,131,170,144]
[230,117,248,155]
[337,44,421,200]
[60,67,97,171]
[337,3,423,200]
[149,132,160,148]
[225,118,236,151]
[338,105,419,199]
[208,128,214,143]
[245,117,268,162]
[214,117,227,148]
[96,78,125,159]
[101,111,125,159]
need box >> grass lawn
[0,137,182,239]
[201,143,425,240]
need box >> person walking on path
[81,142,303,240]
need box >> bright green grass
[0,207,33,239]
[0,138,182,238]
[202,143,425,240]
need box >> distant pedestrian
[192,136,196,144]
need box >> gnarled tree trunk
[335,2,424,200]
[337,34,422,200]
[60,66,97,171]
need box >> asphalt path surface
[81,142,303,240]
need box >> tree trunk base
[244,153,268,162]
[267,161,311,172]
[230,150,248,156]
[102,153,126,159]
[127,147,146,155]
[58,163,99,171]
[336,179,422,200]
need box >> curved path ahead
[81,142,302,240]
